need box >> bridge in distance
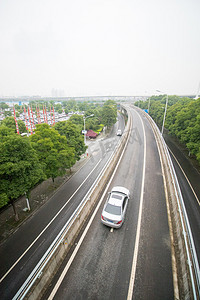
[0,94,197,104]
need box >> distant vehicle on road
[116,129,122,136]
[101,186,130,228]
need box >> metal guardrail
[161,134,200,299]
[13,108,131,300]
[144,111,200,300]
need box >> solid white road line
[0,159,102,283]
[127,109,146,300]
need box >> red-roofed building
[86,129,98,139]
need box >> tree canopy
[101,101,117,128]
[0,133,45,217]
[0,116,27,134]
[30,123,76,182]
[0,102,9,110]
[54,120,86,160]
[135,96,200,164]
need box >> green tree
[55,103,63,112]
[69,114,84,128]
[4,111,12,117]
[0,116,27,133]
[14,104,21,111]
[0,102,9,110]
[0,134,45,219]
[65,100,76,110]
[140,95,200,164]
[64,107,69,114]
[77,101,90,112]
[149,100,166,127]
[101,101,117,128]
[165,101,184,134]
[54,120,86,160]
[58,109,63,114]
[0,125,16,137]
[173,99,200,158]
[30,123,76,181]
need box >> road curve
[43,107,174,300]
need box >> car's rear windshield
[105,203,121,215]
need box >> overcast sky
[0,0,200,97]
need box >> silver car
[101,186,130,228]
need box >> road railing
[141,108,200,300]
[13,106,132,300]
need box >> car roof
[108,196,122,207]
[107,191,125,207]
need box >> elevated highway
[0,106,199,299]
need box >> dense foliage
[30,123,76,182]
[1,116,27,133]
[66,99,117,132]
[101,100,117,128]
[0,99,118,217]
[0,128,45,220]
[135,96,200,163]
[54,120,87,161]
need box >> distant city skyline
[51,88,65,98]
[0,0,200,97]
[0,88,199,99]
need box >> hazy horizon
[1,0,200,98]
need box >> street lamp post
[148,97,151,113]
[161,94,168,135]
[144,91,151,113]
[156,90,168,135]
[83,114,94,145]
[83,117,86,145]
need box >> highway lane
[0,113,125,299]
[44,107,174,300]
[166,141,200,264]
